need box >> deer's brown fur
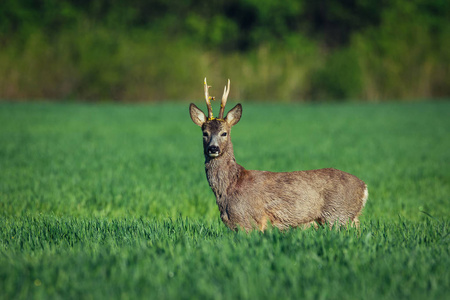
[189,79,368,232]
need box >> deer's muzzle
[207,145,220,157]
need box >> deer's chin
[208,153,220,158]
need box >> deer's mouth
[208,151,220,158]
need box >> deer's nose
[208,145,220,155]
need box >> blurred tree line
[0,0,449,101]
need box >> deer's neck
[204,145,244,199]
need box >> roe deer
[189,78,368,231]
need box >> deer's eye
[221,132,227,137]
[203,132,208,137]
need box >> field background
[1,101,449,299]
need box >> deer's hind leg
[300,220,320,229]
[351,217,360,228]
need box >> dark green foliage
[311,48,363,100]
[0,0,382,50]
[0,0,449,101]
[0,102,449,299]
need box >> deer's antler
[204,78,214,120]
[218,79,230,120]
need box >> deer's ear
[225,104,242,127]
[190,103,207,126]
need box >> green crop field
[0,101,449,299]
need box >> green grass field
[1,101,449,299]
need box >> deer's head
[190,78,242,159]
